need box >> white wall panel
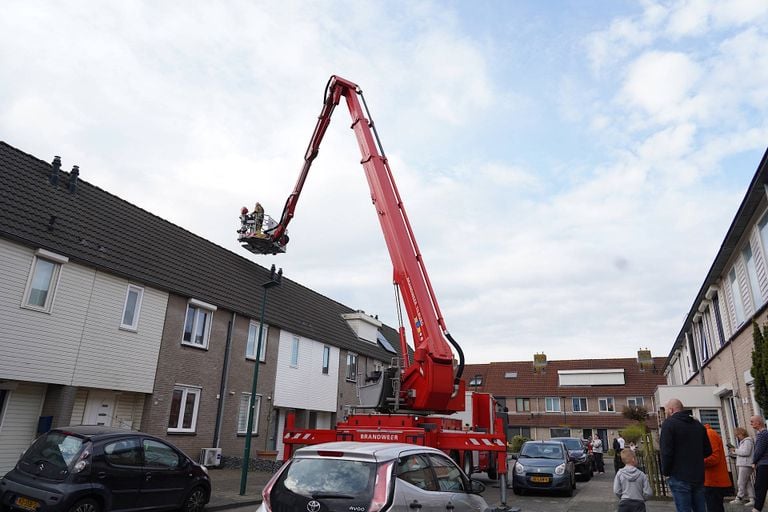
[273,330,338,412]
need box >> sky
[2,1,768,365]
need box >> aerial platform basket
[238,233,286,255]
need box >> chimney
[69,165,79,193]
[50,156,61,186]
[533,352,547,373]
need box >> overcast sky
[2,1,768,364]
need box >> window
[346,353,358,381]
[515,398,530,412]
[598,397,615,412]
[0,390,8,430]
[23,250,67,312]
[697,319,710,363]
[290,337,300,367]
[428,454,467,491]
[545,397,561,412]
[246,321,268,362]
[468,375,483,387]
[120,285,143,330]
[143,439,181,469]
[744,244,763,309]
[237,393,261,434]
[504,372,518,379]
[397,454,437,491]
[322,346,330,374]
[712,294,726,347]
[729,268,746,325]
[550,427,570,438]
[182,300,216,349]
[572,397,587,412]
[508,426,531,438]
[104,438,142,467]
[627,397,644,407]
[167,386,200,433]
[700,409,721,434]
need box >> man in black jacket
[660,398,712,512]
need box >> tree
[622,404,649,424]
[752,321,768,413]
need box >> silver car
[256,441,490,512]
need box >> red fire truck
[239,75,509,505]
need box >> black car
[551,437,593,481]
[0,426,211,512]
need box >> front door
[84,390,115,426]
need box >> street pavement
[205,462,747,512]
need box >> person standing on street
[730,427,755,507]
[592,434,605,474]
[660,398,712,512]
[752,416,768,512]
[614,449,652,512]
[614,435,626,471]
[703,423,732,512]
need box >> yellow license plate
[14,496,40,511]
[530,475,551,483]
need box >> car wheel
[182,486,208,512]
[68,498,101,512]
[564,485,574,497]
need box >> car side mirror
[508,453,518,460]
[469,479,486,494]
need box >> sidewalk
[206,467,272,510]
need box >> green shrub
[508,434,529,453]
[620,423,646,444]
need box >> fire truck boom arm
[266,75,465,412]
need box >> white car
[256,441,491,512]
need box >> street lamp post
[240,265,282,496]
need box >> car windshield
[279,458,376,498]
[520,444,563,459]
[18,431,85,480]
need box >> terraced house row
[0,141,404,474]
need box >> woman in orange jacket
[704,423,733,512]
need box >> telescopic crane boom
[238,75,465,414]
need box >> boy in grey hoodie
[613,448,653,512]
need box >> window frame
[167,385,201,433]
[290,336,300,367]
[545,397,561,412]
[627,396,644,407]
[322,346,330,375]
[182,299,216,349]
[0,389,9,433]
[237,392,261,435]
[743,244,763,311]
[346,352,358,382]
[598,397,615,412]
[120,285,144,331]
[515,397,531,412]
[571,397,588,412]
[22,250,68,313]
[728,268,746,326]
[246,320,268,362]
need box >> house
[0,141,402,473]
[463,353,667,448]
[660,147,768,447]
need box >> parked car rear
[256,441,490,512]
[0,425,210,512]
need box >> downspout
[214,312,236,448]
